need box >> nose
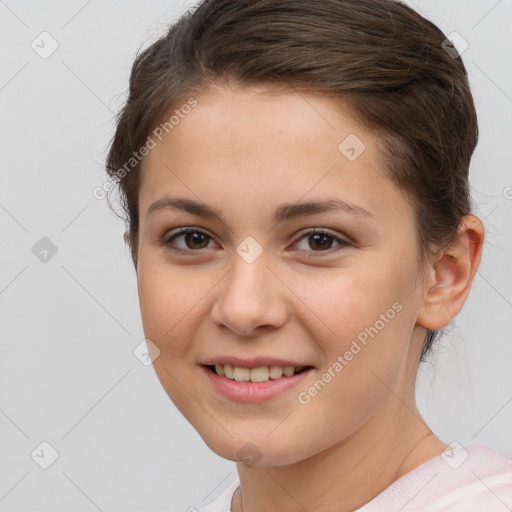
[210,252,288,337]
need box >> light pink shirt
[198,443,512,511]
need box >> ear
[416,215,484,331]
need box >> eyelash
[162,227,352,258]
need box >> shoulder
[422,443,512,511]
[357,442,512,512]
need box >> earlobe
[416,216,484,331]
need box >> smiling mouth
[204,364,314,383]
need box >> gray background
[1,0,511,511]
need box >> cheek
[290,275,413,450]
[296,264,415,405]
[137,258,202,332]
[136,259,219,360]
[137,261,190,348]
[136,262,208,409]
[297,262,406,355]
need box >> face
[135,81,430,466]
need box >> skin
[134,80,484,512]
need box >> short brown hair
[105,0,479,363]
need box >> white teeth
[269,365,284,379]
[223,364,234,379]
[247,366,269,382]
[211,364,306,382]
[283,366,295,377]
[233,367,250,381]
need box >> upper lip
[200,356,314,369]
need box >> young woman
[104,0,512,510]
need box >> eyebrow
[146,197,376,225]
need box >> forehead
[138,82,413,227]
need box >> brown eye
[292,229,351,255]
[164,228,215,253]
[307,232,335,251]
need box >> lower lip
[200,365,315,403]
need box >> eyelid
[162,226,352,255]
[163,227,218,253]
[293,227,351,243]
[289,228,352,256]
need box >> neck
[232,400,446,512]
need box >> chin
[198,426,312,467]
